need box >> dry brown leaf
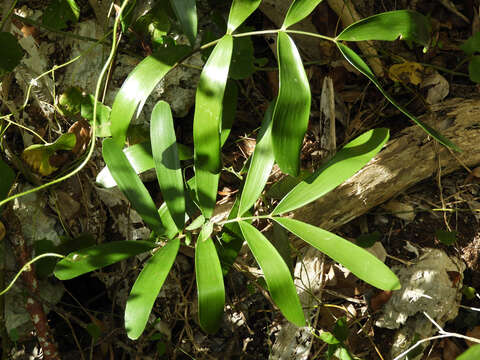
[442,338,462,360]
[370,290,392,312]
[465,326,480,347]
[421,72,449,105]
[388,62,424,85]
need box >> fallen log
[292,97,480,232]
[271,97,480,359]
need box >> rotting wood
[271,97,480,359]
[292,97,480,232]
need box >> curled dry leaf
[68,119,91,155]
[421,72,449,105]
[370,290,393,311]
[388,61,423,85]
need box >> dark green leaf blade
[194,168,219,219]
[54,241,155,280]
[460,31,480,56]
[283,0,324,29]
[457,344,480,360]
[238,103,275,216]
[168,0,197,46]
[102,138,164,234]
[96,141,192,188]
[227,0,261,33]
[193,34,233,174]
[220,80,238,146]
[273,128,389,215]
[274,218,401,290]
[42,0,79,31]
[0,159,15,203]
[0,32,23,76]
[125,238,180,340]
[151,101,185,229]
[272,32,311,176]
[110,46,190,147]
[468,55,480,83]
[195,225,225,333]
[337,10,430,48]
[337,43,459,151]
[238,221,305,326]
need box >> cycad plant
[48,0,458,339]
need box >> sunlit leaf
[150,101,185,229]
[169,0,197,45]
[239,221,305,326]
[96,141,192,188]
[102,138,164,234]
[337,43,459,151]
[54,240,155,280]
[42,0,79,30]
[227,0,261,33]
[125,238,179,339]
[22,133,76,176]
[273,128,389,215]
[195,224,225,333]
[337,10,430,49]
[239,103,274,215]
[132,4,171,49]
[282,0,324,29]
[80,94,112,137]
[110,45,190,146]
[220,80,238,146]
[274,218,401,290]
[0,32,23,76]
[272,31,311,176]
[193,34,233,174]
[456,344,480,360]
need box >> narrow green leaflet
[239,221,305,326]
[110,45,190,146]
[0,159,15,209]
[238,103,275,216]
[125,238,180,340]
[168,0,197,46]
[274,218,400,290]
[195,225,225,333]
[227,0,261,33]
[195,168,219,219]
[0,32,23,76]
[158,202,181,239]
[96,141,192,188]
[220,80,238,146]
[337,43,459,151]
[273,128,389,215]
[102,138,164,234]
[151,101,185,229]
[193,34,233,174]
[337,10,430,49]
[457,344,480,360]
[54,241,155,280]
[272,32,311,176]
[282,0,324,29]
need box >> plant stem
[286,29,335,42]
[217,214,273,226]
[0,0,18,31]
